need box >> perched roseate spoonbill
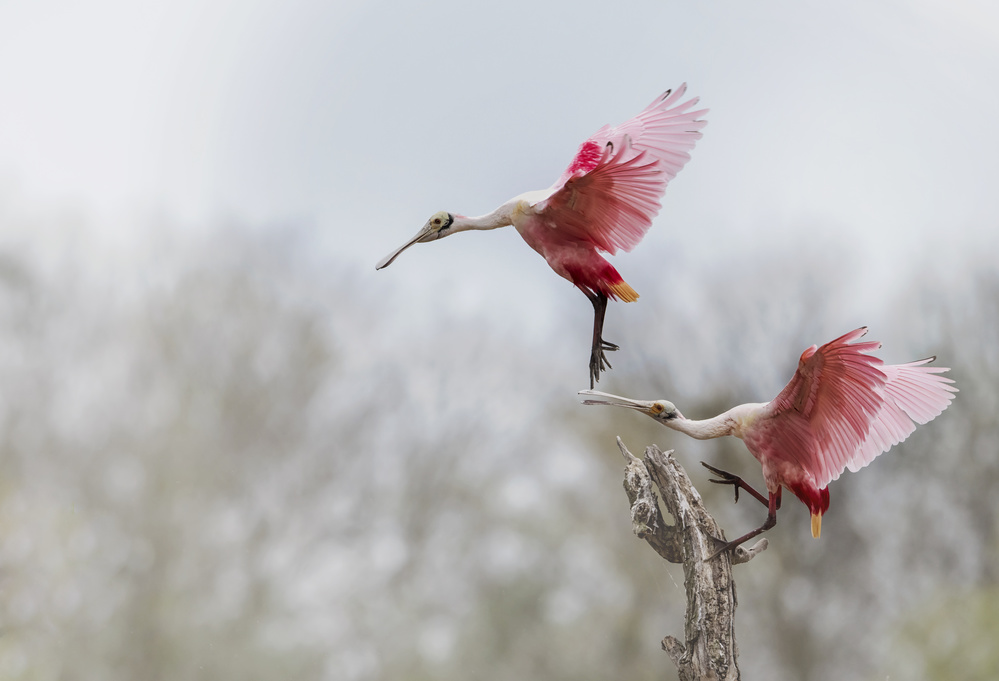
[579,327,957,557]
[376,85,707,388]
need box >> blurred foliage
[887,588,999,681]
[0,218,994,681]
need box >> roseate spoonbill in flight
[579,327,957,557]
[376,85,707,388]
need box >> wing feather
[847,359,957,472]
[762,328,956,489]
[533,84,708,254]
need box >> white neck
[451,205,516,233]
[664,414,736,440]
[663,403,763,440]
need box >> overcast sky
[1,0,997,342]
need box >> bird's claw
[706,536,738,561]
[701,461,744,504]
[700,462,773,509]
[589,339,617,388]
[705,536,769,563]
[589,352,612,387]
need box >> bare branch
[617,439,767,680]
[617,437,682,563]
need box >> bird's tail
[789,483,830,538]
[607,280,639,303]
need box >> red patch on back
[567,140,602,176]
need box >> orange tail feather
[608,281,639,303]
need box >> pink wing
[846,358,957,473]
[761,328,957,489]
[532,84,708,255]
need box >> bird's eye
[650,403,665,415]
[433,218,441,226]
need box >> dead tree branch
[617,438,767,681]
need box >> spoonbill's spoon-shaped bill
[579,327,957,556]
[377,86,708,388]
[375,212,452,270]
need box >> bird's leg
[707,487,781,561]
[701,462,773,508]
[587,292,617,389]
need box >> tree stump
[616,438,767,681]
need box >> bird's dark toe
[701,461,730,478]
[589,356,601,388]
[705,536,737,561]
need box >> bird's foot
[706,536,743,561]
[589,352,610,388]
[588,338,618,388]
[705,505,778,561]
[701,462,770,508]
[706,536,769,563]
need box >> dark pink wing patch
[565,140,603,177]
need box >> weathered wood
[616,438,767,681]
[620,438,683,563]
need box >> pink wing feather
[533,84,708,255]
[762,328,957,489]
[846,358,957,473]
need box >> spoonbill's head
[578,390,680,423]
[375,211,454,270]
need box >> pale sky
[1,0,997,337]
[1,5,994,676]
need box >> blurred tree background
[0,206,993,681]
[1,1,997,679]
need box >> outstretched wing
[845,358,957,473]
[532,84,708,254]
[761,328,957,489]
